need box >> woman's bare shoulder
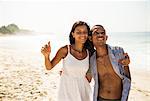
[57,45,68,58]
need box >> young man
[90,25,131,101]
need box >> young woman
[41,21,94,101]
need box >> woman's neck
[72,43,84,53]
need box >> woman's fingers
[41,41,51,55]
[48,41,50,47]
[47,41,51,52]
[41,46,48,53]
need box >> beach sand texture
[0,35,150,101]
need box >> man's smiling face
[91,25,108,47]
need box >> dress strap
[67,45,70,53]
[86,49,89,56]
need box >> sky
[0,0,150,34]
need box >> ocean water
[107,32,150,71]
[0,32,149,71]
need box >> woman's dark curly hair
[69,21,95,56]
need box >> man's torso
[97,55,122,100]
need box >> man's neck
[96,44,108,57]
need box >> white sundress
[57,45,92,101]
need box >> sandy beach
[1,63,150,101]
[0,51,150,101]
[0,35,150,101]
[0,48,61,101]
[128,68,150,101]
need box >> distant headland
[0,24,31,35]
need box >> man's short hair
[90,25,105,36]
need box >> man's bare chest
[96,56,120,79]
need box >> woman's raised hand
[41,41,51,57]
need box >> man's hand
[119,53,130,66]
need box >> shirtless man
[90,25,131,101]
